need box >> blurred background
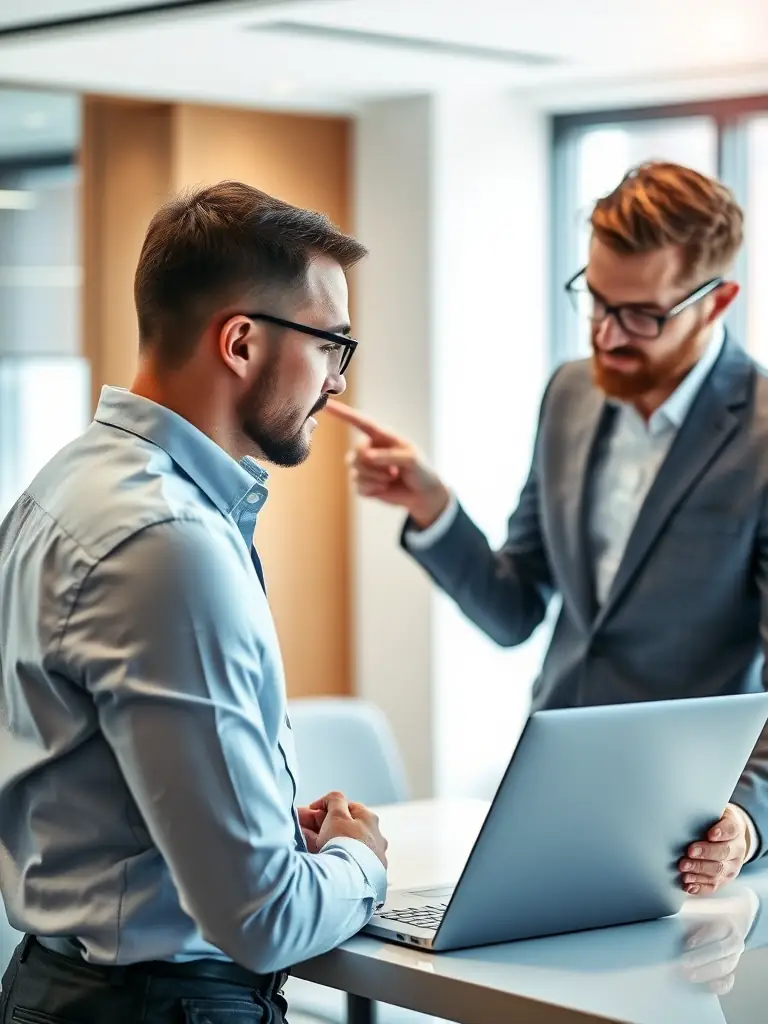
[2,0,768,805]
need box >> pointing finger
[325,399,400,444]
[363,448,414,469]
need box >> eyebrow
[586,280,664,313]
[326,322,352,337]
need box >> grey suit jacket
[406,336,768,849]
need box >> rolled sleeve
[63,518,384,972]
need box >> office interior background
[2,0,768,808]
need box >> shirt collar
[612,322,726,437]
[94,386,269,520]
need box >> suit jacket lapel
[594,338,751,626]
[559,392,613,629]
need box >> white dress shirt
[407,324,758,858]
[588,325,725,605]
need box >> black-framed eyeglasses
[564,268,723,340]
[244,313,358,374]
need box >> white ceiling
[0,0,766,124]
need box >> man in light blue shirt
[331,161,768,901]
[0,181,387,1022]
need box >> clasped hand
[298,791,388,867]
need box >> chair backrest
[288,697,409,808]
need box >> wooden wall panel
[81,97,172,406]
[80,97,353,698]
[172,104,353,701]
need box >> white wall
[352,97,437,798]
[353,92,551,799]
[430,94,551,798]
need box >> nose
[593,313,627,352]
[326,370,347,397]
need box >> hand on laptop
[304,791,389,868]
[678,804,750,896]
[325,399,451,529]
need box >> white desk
[293,799,768,1024]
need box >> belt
[33,936,287,995]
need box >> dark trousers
[0,937,288,1023]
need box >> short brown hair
[590,161,743,280]
[134,180,368,367]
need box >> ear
[708,281,740,323]
[218,315,261,380]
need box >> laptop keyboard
[378,904,447,930]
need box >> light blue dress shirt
[0,386,386,973]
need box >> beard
[237,354,327,467]
[591,323,702,400]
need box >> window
[552,115,718,361]
[576,119,717,265]
[745,115,768,366]
[0,356,90,517]
[0,163,81,358]
[0,87,85,514]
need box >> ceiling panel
[0,0,765,114]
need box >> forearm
[189,837,385,972]
[100,693,386,973]
[747,497,768,858]
[403,502,552,647]
[729,802,760,862]
[732,734,768,859]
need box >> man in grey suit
[329,161,768,896]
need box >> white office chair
[285,698,437,1024]
[288,697,409,808]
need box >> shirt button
[247,492,260,504]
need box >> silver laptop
[365,692,768,952]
